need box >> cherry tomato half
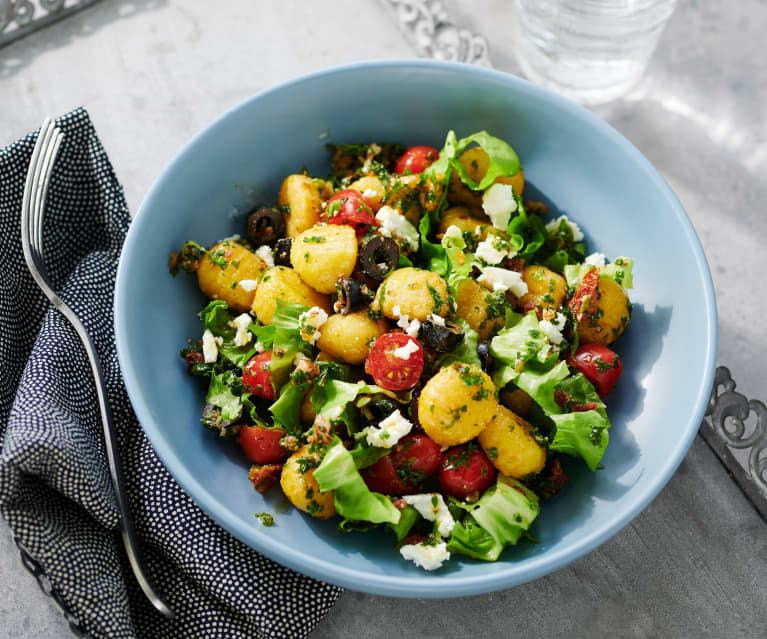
[365,333,424,391]
[243,351,274,400]
[394,145,439,175]
[361,432,443,494]
[238,426,288,464]
[567,343,622,398]
[322,189,379,236]
[438,443,496,500]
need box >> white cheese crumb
[238,279,259,292]
[545,215,584,242]
[254,342,266,353]
[391,304,402,318]
[298,306,329,345]
[539,312,567,346]
[428,313,445,327]
[255,245,275,267]
[405,318,421,338]
[365,410,413,448]
[375,205,420,251]
[362,188,378,200]
[201,329,219,363]
[475,236,511,265]
[477,267,528,297]
[399,542,450,571]
[403,493,455,537]
[584,252,606,268]
[393,339,420,360]
[481,183,517,230]
[228,313,253,347]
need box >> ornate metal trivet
[0,0,101,49]
[700,366,767,521]
[380,0,492,66]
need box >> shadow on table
[0,0,167,79]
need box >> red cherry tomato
[322,189,379,235]
[365,333,424,391]
[238,426,288,464]
[567,343,622,398]
[394,145,439,175]
[438,444,496,500]
[361,432,443,495]
[243,351,274,400]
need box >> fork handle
[57,303,175,619]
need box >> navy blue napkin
[0,109,341,639]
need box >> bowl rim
[114,58,718,598]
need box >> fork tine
[21,118,55,266]
[33,129,63,256]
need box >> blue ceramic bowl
[115,60,717,597]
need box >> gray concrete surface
[1,0,766,637]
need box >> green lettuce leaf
[548,411,610,471]
[436,319,481,369]
[387,504,419,544]
[205,372,243,422]
[488,312,553,388]
[564,257,634,289]
[418,214,448,276]
[515,360,571,415]
[441,226,476,295]
[449,131,521,191]
[448,475,539,561]
[314,440,401,525]
[424,130,458,179]
[269,372,312,435]
[269,299,310,392]
[349,440,391,469]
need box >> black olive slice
[358,236,399,281]
[420,318,464,352]
[477,341,492,369]
[334,277,372,315]
[273,237,292,266]
[246,207,286,246]
[360,397,398,422]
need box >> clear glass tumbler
[514,0,678,105]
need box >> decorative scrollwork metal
[701,366,767,520]
[380,0,492,67]
[0,0,100,49]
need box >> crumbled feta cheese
[298,306,328,345]
[255,245,275,267]
[481,183,517,230]
[399,542,450,571]
[428,313,445,327]
[442,224,463,242]
[539,312,567,346]
[477,267,528,297]
[584,252,606,268]
[545,215,584,242]
[365,410,413,448]
[362,188,378,200]
[391,305,402,318]
[405,318,421,338]
[201,329,219,363]
[475,236,512,265]
[397,315,410,330]
[375,206,420,251]
[403,493,455,537]
[228,313,253,347]
[393,339,420,360]
[254,342,266,353]
[238,279,259,292]
[293,351,311,366]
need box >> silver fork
[21,118,175,620]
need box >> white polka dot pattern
[0,109,341,639]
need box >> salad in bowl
[170,130,634,571]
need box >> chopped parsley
[254,512,274,526]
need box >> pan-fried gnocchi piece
[371,267,450,322]
[349,176,386,212]
[577,277,631,345]
[417,363,498,446]
[514,265,567,317]
[279,174,324,238]
[197,241,266,312]
[478,405,546,478]
[281,445,336,519]
[250,265,331,325]
[448,147,525,211]
[437,206,493,240]
[454,278,506,341]
[290,224,358,294]
[316,310,388,365]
